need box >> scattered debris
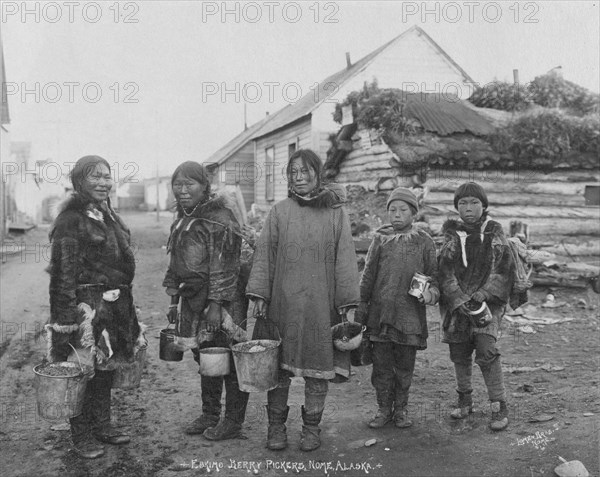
[50,423,70,432]
[505,364,565,374]
[519,325,536,334]
[528,414,555,423]
[541,364,566,372]
[576,298,587,308]
[364,438,377,447]
[505,315,574,326]
[583,412,594,417]
[517,384,535,393]
[554,456,590,477]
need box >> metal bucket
[33,362,91,421]
[198,347,230,376]
[231,339,280,392]
[113,347,146,389]
[159,328,184,362]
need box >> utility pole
[155,162,160,222]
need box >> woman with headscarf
[46,155,145,459]
[246,149,360,452]
[163,161,249,441]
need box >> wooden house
[204,115,273,210]
[1,38,10,241]
[251,26,476,207]
[332,116,600,262]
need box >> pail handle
[67,343,85,375]
[338,310,366,333]
[251,315,281,341]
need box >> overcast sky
[2,1,599,180]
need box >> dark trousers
[70,369,113,439]
[193,348,249,425]
[448,334,506,402]
[371,342,417,411]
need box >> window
[584,185,600,206]
[288,142,296,158]
[265,146,275,201]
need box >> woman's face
[289,158,318,196]
[457,196,484,224]
[80,163,112,202]
[172,173,208,209]
[387,200,414,232]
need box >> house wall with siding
[253,118,312,207]
[312,28,475,134]
[208,142,255,210]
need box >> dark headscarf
[286,149,323,197]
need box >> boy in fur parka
[356,187,439,429]
[438,182,512,431]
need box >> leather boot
[203,373,249,441]
[186,375,222,435]
[300,406,322,452]
[489,401,509,431]
[369,386,393,428]
[89,370,130,445]
[266,386,290,450]
[450,390,473,419]
[70,413,104,459]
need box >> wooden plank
[426,174,597,195]
[339,159,397,174]
[427,216,600,238]
[424,191,587,207]
[424,203,599,220]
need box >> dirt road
[1,212,598,477]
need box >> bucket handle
[338,310,366,333]
[249,315,281,342]
[67,343,85,376]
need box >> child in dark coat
[356,187,439,429]
[438,182,512,431]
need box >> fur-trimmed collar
[176,192,243,228]
[442,217,502,236]
[288,184,347,209]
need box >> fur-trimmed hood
[288,183,347,209]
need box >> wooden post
[155,163,160,222]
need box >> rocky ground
[0,211,598,477]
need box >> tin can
[408,272,431,298]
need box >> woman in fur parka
[47,155,145,459]
[163,161,248,441]
[438,182,513,431]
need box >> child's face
[457,196,484,223]
[388,200,414,232]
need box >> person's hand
[250,298,267,319]
[419,289,436,306]
[167,305,178,324]
[241,225,257,248]
[457,303,471,316]
[178,282,200,298]
[205,301,222,332]
[354,302,369,324]
[471,291,487,303]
